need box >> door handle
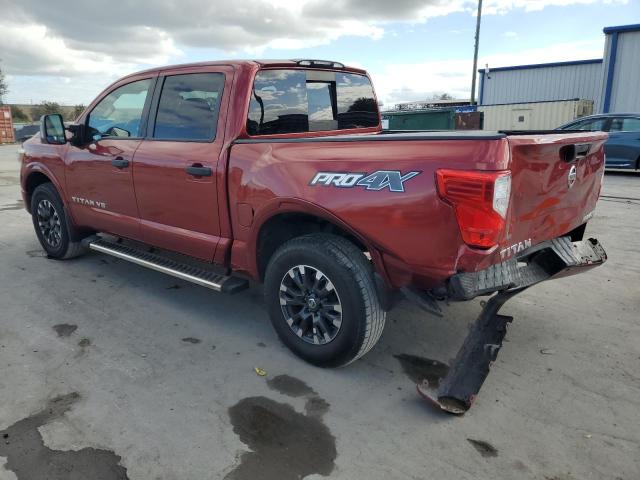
[112,157,129,169]
[186,165,212,177]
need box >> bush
[11,106,29,122]
[33,101,62,119]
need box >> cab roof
[123,59,367,80]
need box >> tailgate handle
[186,164,212,177]
[112,157,129,169]
[560,143,591,163]
[575,143,591,157]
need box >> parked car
[14,123,40,143]
[557,113,640,170]
[19,59,607,413]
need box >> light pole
[470,0,483,105]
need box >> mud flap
[416,287,526,414]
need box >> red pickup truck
[21,59,607,413]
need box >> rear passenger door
[132,67,233,260]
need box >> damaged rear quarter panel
[228,138,511,286]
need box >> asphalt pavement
[0,143,638,480]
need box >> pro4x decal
[309,170,420,192]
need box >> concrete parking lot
[0,143,638,480]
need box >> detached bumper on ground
[418,236,607,414]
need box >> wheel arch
[253,200,387,284]
[22,165,65,214]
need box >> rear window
[247,69,378,136]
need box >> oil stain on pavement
[394,353,449,387]
[0,200,24,211]
[467,438,499,458]
[0,392,129,479]
[25,249,47,258]
[52,324,78,337]
[226,375,336,480]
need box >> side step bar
[88,238,249,294]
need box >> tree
[11,106,29,122]
[33,101,61,119]
[430,92,453,101]
[0,66,8,104]
[73,104,86,118]
[347,97,377,112]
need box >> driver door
[65,75,156,240]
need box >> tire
[30,183,86,259]
[264,233,386,367]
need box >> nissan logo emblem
[568,165,577,188]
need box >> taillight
[436,169,511,249]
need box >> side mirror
[66,123,87,146]
[40,114,67,145]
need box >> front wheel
[31,183,86,259]
[264,234,386,367]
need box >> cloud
[503,31,518,37]
[372,39,605,106]
[0,0,627,103]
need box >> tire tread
[266,233,385,367]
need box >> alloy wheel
[279,265,343,345]
[36,199,62,248]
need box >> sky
[0,0,638,108]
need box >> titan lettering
[499,238,532,260]
[310,170,420,193]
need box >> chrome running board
[88,238,248,294]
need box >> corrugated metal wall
[479,61,603,106]
[478,100,593,130]
[607,31,640,113]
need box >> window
[609,117,640,132]
[247,70,308,135]
[88,79,152,138]
[153,73,224,141]
[308,81,337,131]
[247,69,378,135]
[336,73,379,129]
[568,118,606,131]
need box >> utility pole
[470,0,483,105]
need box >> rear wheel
[31,183,86,259]
[264,233,385,367]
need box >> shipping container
[381,108,455,130]
[478,99,593,130]
[0,107,16,144]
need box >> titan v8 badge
[309,170,420,192]
[71,196,107,209]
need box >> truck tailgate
[503,132,607,257]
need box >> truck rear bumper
[415,236,607,414]
[447,237,607,301]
